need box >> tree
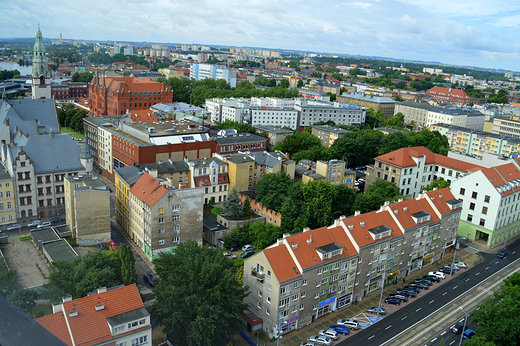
[273,131,323,158]
[119,244,137,286]
[301,180,338,229]
[153,241,249,346]
[425,178,450,191]
[243,197,252,217]
[279,79,290,88]
[247,222,283,250]
[256,172,294,212]
[331,185,357,219]
[297,79,304,88]
[220,186,244,218]
[386,113,405,129]
[379,132,410,155]
[354,179,401,213]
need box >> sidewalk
[243,248,482,346]
[111,217,155,272]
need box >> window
[314,292,319,299]
[159,228,165,234]
[300,304,304,310]
[482,206,488,215]
[472,191,478,199]
[302,279,307,286]
[113,325,125,334]
[172,205,180,212]
[266,308,270,316]
[469,202,475,210]
[158,217,164,224]
[172,236,180,243]
[258,290,263,298]
[268,270,272,277]
[301,291,306,298]
[459,188,465,195]
[484,195,490,203]
[159,240,165,245]
[159,208,164,214]
[467,214,473,222]
[480,219,485,227]
[293,282,300,289]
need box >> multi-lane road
[340,243,520,346]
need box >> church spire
[31,25,51,99]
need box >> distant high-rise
[31,25,51,99]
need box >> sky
[2,0,519,71]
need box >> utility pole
[450,237,459,277]
[458,307,469,346]
[376,272,385,319]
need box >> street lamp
[377,272,385,319]
[458,307,469,346]
[450,237,460,277]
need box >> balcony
[251,267,265,281]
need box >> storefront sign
[318,296,336,308]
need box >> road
[340,243,520,346]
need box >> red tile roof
[36,285,146,346]
[375,146,482,172]
[264,246,301,283]
[218,173,229,184]
[341,210,402,248]
[130,109,157,122]
[481,163,520,196]
[426,86,469,99]
[194,175,211,187]
[283,227,336,269]
[425,188,460,215]
[130,172,168,207]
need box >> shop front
[317,296,336,319]
[279,316,298,335]
[410,256,423,272]
[385,271,400,286]
[423,253,434,265]
[336,292,352,310]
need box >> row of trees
[56,104,88,132]
[70,71,94,83]
[0,69,20,81]
[88,53,149,67]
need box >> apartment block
[243,188,461,338]
[426,106,485,131]
[187,157,230,204]
[336,93,395,118]
[311,125,352,147]
[451,162,520,247]
[254,125,294,148]
[295,99,366,131]
[36,285,151,346]
[366,146,483,198]
[190,63,237,88]
[394,101,432,126]
[214,133,267,155]
[295,160,355,188]
[64,175,110,246]
[425,86,472,105]
[491,115,520,139]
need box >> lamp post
[377,272,385,319]
[450,237,459,277]
[458,307,469,346]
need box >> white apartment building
[190,63,237,87]
[426,106,485,131]
[295,99,366,130]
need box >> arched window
[21,210,26,218]
[28,209,33,216]
[40,76,45,85]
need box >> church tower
[32,25,51,99]
[80,140,94,175]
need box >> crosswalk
[463,246,480,254]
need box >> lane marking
[513,251,516,254]
[495,261,499,264]
[476,272,480,276]
[485,267,489,270]
[442,292,447,296]
[431,338,437,343]
[441,331,446,336]
[386,325,392,330]
[459,319,464,323]
[466,278,471,282]
[450,341,455,345]
[368,335,375,340]
[416,308,421,312]
[453,286,458,289]
[401,316,407,320]
[429,300,435,304]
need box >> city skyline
[2,0,519,72]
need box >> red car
[109,242,117,250]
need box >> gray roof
[312,125,351,134]
[15,134,85,174]
[339,93,395,104]
[79,140,93,159]
[42,239,78,263]
[106,307,148,326]
[140,160,190,174]
[224,154,255,165]
[213,133,266,144]
[1,99,60,137]
[429,106,484,117]
[254,125,294,134]
[369,225,392,235]
[0,162,12,181]
[115,166,142,187]
[189,157,227,168]
[0,295,67,346]
[396,101,433,110]
[249,151,282,168]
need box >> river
[0,61,33,75]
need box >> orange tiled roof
[218,173,229,184]
[194,175,211,187]
[36,285,145,346]
[130,172,168,207]
[481,163,520,197]
[425,188,460,215]
[341,211,401,248]
[375,146,482,172]
[264,246,301,283]
[327,225,359,259]
[426,86,469,99]
[130,109,157,122]
[237,73,247,79]
[284,227,338,269]
[388,198,435,231]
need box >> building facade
[426,106,485,131]
[394,101,432,126]
[0,163,16,227]
[311,125,351,147]
[190,63,237,88]
[336,93,395,118]
[51,82,88,100]
[187,157,230,204]
[254,125,294,148]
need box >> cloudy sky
[3,0,519,71]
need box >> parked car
[424,275,440,282]
[367,306,386,314]
[329,325,349,335]
[299,342,317,346]
[308,335,332,345]
[240,250,255,258]
[97,243,106,251]
[28,220,41,227]
[6,224,22,231]
[229,246,240,252]
[451,323,466,334]
[456,261,467,269]
[410,282,429,290]
[444,264,459,271]
[49,216,63,224]
[396,289,416,297]
[223,252,237,259]
[37,221,52,229]
[109,241,117,250]
[497,251,508,259]
[388,294,408,302]
[337,318,359,329]
[143,273,156,287]
[242,244,256,252]
[415,279,432,286]
[384,297,401,305]
[428,271,446,279]
[403,285,421,293]
[318,329,339,340]
[463,329,476,340]
[440,268,455,275]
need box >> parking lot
[0,235,51,288]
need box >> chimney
[97,287,107,294]
[62,296,73,303]
[354,210,361,216]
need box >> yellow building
[114,167,135,235]
[295,159,355,188]
[0,164,16,227]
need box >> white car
[28,220,41,227]
[6,224,22,231]
[37,222,52,229]
[242,244,256,252]
[428,271,446,279]
[319,329,339,340]
[300,342,317,346]
[223,252,237,259]
[456,261,467,269]
[309,335,332,346]
[337,318,360,329]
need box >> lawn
[61,126,85,140]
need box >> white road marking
[442,292,447,296]
[416,308,421,312]
[401,316,407,320]
[513,251,516,254]
[441,331,446,336]
[466,278,471,282]
[386,325,392,330]
[485,266,489,270]
[431,338,437,343]
[429,300,435,304]
[495,261,499,264]
[476,272,480,276]
[368,335,375,340]
[450,341,456,345]
[453,286,458,289]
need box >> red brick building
[425,86,472,105]
[88,76,173,116]
[51,82,88,100]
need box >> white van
[337,318,360,329]
[428,271,446,279]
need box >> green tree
[280,183,307,234]
[379,132,410,155]
[153,241,249,346]
[354,179,401,213]
[243,197,252,217]
[220,186,244,218]
[273,131,322,158]
[279,79,290,88]
[222,227,250,249]
[247,222,283,250]
[386,113,405,129]
[301,180,338,229]
[256,171,295,212]
[119,244,137,286]
[331,185,357,219]
[425,178,450,191]
[297,79,304,88]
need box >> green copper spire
[32,25,50,79]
